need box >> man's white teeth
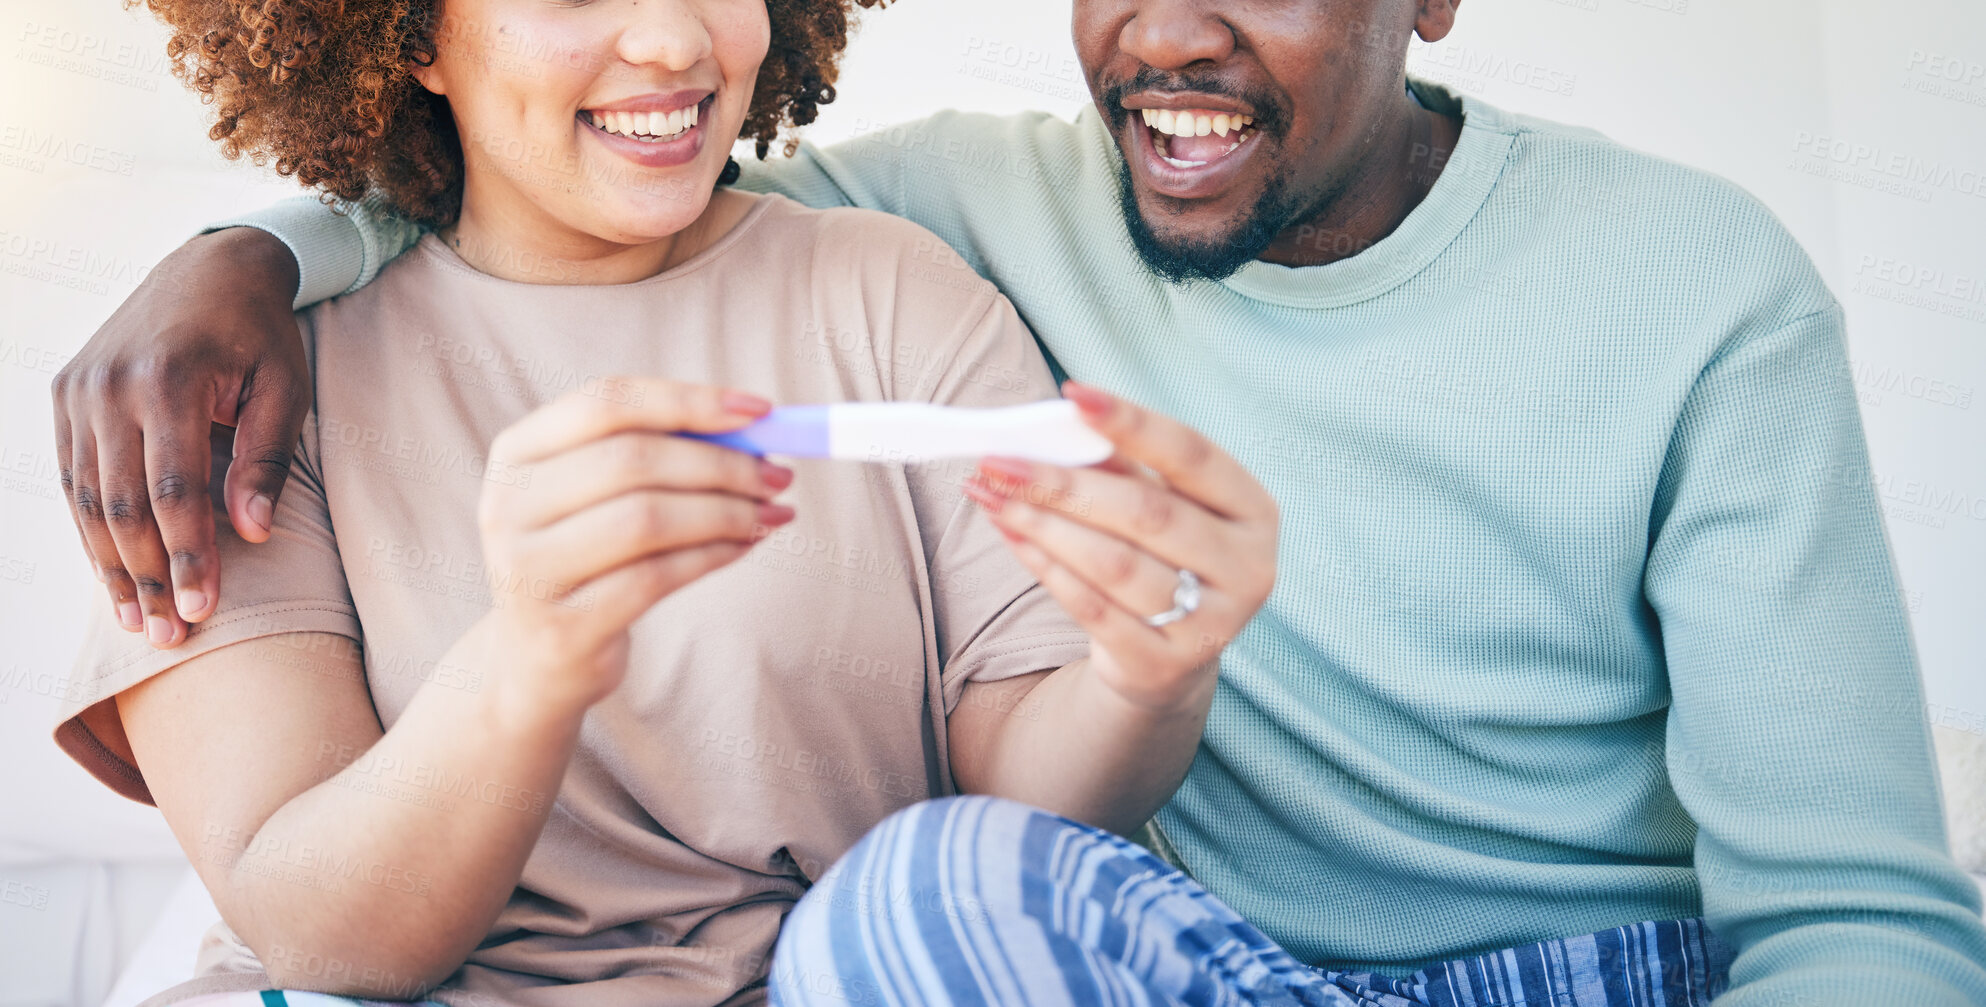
[1140,107,1253,138]
[588,104,699,140]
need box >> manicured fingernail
[1062,381,1114,417]
[117,601,141,630]
[246,493,274,534]
[722,390,773,417]
[146,616,173,645]
[757,503,795,525]
[176,589,207,621]
[978,456,1033,481]
[759,461,794,491]
[961,479,1005,514]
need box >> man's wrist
[199,226,302,303]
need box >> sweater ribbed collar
[1078,79,1518,309]
[1219,80,1515,308]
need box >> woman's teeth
[1140,107,1255,168]
[587,105,698,141]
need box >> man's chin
[1115,160,1292,285]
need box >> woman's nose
[615,0,714,73]
[1117,0,1235,72]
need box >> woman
[52,0,1278,1004]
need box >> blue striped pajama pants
[769,796,1732,1007]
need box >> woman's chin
[588,202,713,244]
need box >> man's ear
[1415,0,1461,44]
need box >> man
[51,0,1986,1004]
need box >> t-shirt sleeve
[53,386,360,805]
[831,219,1089,712]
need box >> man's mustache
[1098,68,1287,134]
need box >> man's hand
[51,227,308,648]
[963,380,1279,710]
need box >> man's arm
[49,112,975,643]
[206,191,424,309]
[1646,305,1986,1004]
[733,134,900,214]
[52,189,421,646]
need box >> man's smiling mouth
[1139,107,1257,168]
[1120,95,1269,200]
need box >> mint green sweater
[237,81,1986,1004]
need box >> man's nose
[1118,0,1235,71]
[615,0,713,73]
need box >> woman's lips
[1126,109,1262,201]
[579,95,712,170]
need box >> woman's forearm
[222,619,584,996]
[953,660,1217,837]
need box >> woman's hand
[962,381,1278,713]
[471,378,795,715]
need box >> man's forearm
[952,660,1216,836]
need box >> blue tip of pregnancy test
[683,405,831,458]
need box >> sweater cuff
[201,196,365,309]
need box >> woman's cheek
[709,0,772,81]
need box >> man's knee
[830,795,1056,877]
[797,795,1074,922]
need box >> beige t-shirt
[54,194,1091,1006]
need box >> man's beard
[1113,155,1308,284]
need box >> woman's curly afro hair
[133,0,886,227]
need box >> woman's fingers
[964,478,1186,623]
[992,537,1185,701]
[961,392,1280,715]
[572,540,757,629]
[493,431,791,530]
[472,385,798,673]
[490,380,772,466]
[1061,381,1278,524]
[508,489,791,591]
[971,457,1241,590]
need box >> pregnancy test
[686,400,1114,466]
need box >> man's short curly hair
[133,0,885,228]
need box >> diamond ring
[1145,568,1202,628]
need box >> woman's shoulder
[742,193,1048,405]
[745,193,1000,308]
[295,231,450,325]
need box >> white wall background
[1,0,1980,1003]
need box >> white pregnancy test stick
[686,400,1115,466]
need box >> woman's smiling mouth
[586,103,699,142]
[579,93,714,169]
